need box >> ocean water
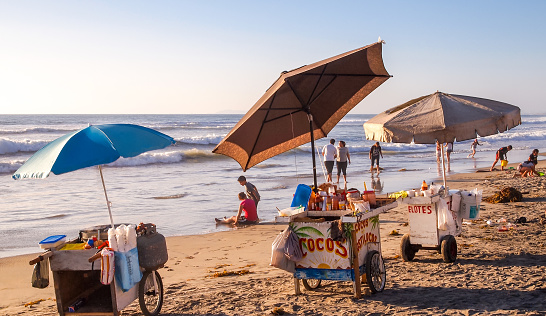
[1,114,544,258]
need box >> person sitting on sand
[490,145,512,171]
[517,149,540,177]
[215,192,258,225]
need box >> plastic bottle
[332,195,339,210]
[421,180,428,191]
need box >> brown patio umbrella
[213,41,391,190]
[363,91,521,186]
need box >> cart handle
[29,251,52,265]
[88,252,102,263]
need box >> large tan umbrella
[364,91,521,186]
[214,41,391,190]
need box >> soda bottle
[421,180,428,191]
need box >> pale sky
[1,1,545,115]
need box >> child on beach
[517,149,540,177]
[215,192,258,225]
[237,176,260,207]
[467,139,481,158]
[490,145,512,171]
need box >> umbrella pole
[440,145,447,189]
[98,165,115,229]
[308,114,318,193]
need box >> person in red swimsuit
[215,192,258,225]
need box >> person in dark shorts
[336,140,351,184]
[369,142,383,173]
[322,139,337,182]
[237,175,260,207]
[490,145,512,171]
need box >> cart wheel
[302,279,321,290]
[440,235,457,263]
[139,270,164,316]
[400,234,415,262]
[365,250,386,293]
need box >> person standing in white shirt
[322,138,337,182]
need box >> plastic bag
[270,228,295,273]
[114,247,142,292]
[438,198,455,231]
[31,259,49,288]
[284,227,303,262]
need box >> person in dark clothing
[369,142,383,173]
[490,145,512,171]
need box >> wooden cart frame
[276,202,397,298]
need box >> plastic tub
[39,234,67,249]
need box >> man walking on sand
[322,139,337,182]
[490,145,512,171]
[237,176,260,208]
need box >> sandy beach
[2,166,546,316]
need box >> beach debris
[24,298,54,308]
[209,269,251,278]
[389,229,400,236]
[484,187,522,203]
[271,307,285,315]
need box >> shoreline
[2,166,546,315]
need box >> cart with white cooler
[398,188,482,263]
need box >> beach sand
[2,166,546,315]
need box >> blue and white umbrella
[13,124,175,227]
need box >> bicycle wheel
[302,279,321,290]
[139,270,164,316]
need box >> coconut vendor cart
[29,223,167,316]
[274,185,397,298]
[397,188,481,263]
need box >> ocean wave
[174,134,226,146]
[521,116,546,124]
[0,139,49,155]
[107,148,224,167]
[0,126,76,135]
[0,161,23,174]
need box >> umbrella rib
[244,92,280,170]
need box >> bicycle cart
[275,199,397,298]
[29,224,166,316]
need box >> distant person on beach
[444,142,454,163]
[322,139,337,182]
[237,176,260,207]
[369,142,383,173]
[490,145,512,171]
[336,140,351,184]
[467,139,481,158]
[436,141,442,163]
[518,149,540,177]
[215,192,258,225]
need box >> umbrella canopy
[364,91,521,144]
[213,41,390,189]
[363,91,521,187]
[13,124,175,227]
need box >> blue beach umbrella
[13,124,175,227]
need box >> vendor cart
[276,200,397,298]
[397,192,465,263]
[29,224,166,316]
